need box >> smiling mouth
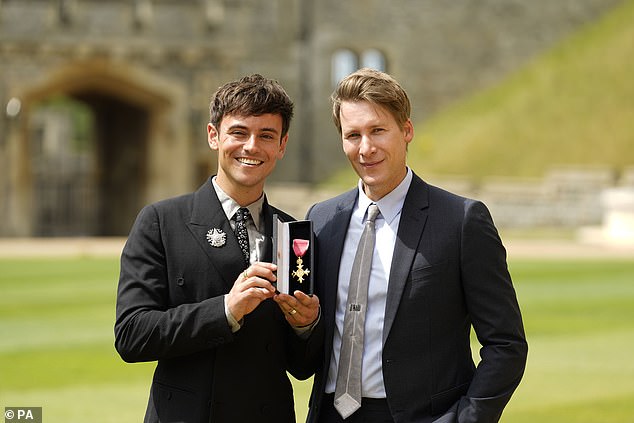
[237,157,263,166]
[360,160,382,168]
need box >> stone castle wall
[0,0,625,236]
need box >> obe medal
[291,239,310,283]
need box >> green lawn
[413,0,634,180]
[1,257,633,422]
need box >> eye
[344,132,361,141]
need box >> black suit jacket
[306,173,527,423]
[115,178,323,423]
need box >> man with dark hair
[306,68,527,423]
[115,74,322,423]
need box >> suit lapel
[322,190,358,352]
[187,179,245,290]
[382,174,430,344]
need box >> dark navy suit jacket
[306,173,527,423]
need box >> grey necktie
[334,203,380,419]
[234,207,251,265]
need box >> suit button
[176,277,185,286]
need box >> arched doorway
[17,60,177,236]
[29,96,98,236]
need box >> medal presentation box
[273,216,314,295]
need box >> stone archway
[10,59,187,236]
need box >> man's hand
[274,290,320,328]
[226,262,277,322]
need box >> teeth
[238,158,262,165]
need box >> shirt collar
[212,176,264,231]
[356,167,412,224]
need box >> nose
[244,134,258,151]
[359,135,375,156]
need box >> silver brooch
[206,228,226,247]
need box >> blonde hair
[331,68,411,134]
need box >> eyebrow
[259,127,280,134]
[342,123,384,135]
[226,124,279,135]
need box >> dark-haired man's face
[208,113,287,205]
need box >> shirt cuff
[224,295,243,333]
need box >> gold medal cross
[292,257,310,284]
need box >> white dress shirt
[326,168,413,398]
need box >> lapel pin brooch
[206,228,226,248]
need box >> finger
[247,286,276,299]
[236,284,275,301]
[274,292,295,304]
[278,303,302,319]
[273,296,296,313]
[275,294,303,314]
[240,277,276,293]
[288,307,298,316]
[244,263,277,282]
[293,291,319,307]
[252,261,277,271]
[288,295,319,322]
[239,265,275,283]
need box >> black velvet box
[272,216,314,295]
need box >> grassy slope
[2,258,634,422]
[411,0,634,179]
[328,0,634,187]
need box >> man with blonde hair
[306,68,527,423]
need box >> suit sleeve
[114,204,234,363]
[284,316,325,380]
[437,201,528,423]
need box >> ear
[403,119,414,144]
[207,123,219,150]
[277,134,289,159]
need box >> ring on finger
[289,309,297,315]
[243,269,249,280]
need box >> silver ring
[289,309,297,315]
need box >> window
[331,48,387,87]
[331,49,358,87]
[361,49,386,72]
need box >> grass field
[1,257,633,422]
